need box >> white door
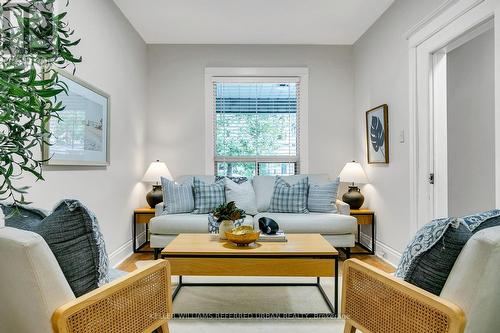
[430,21,495,219]
[408,0,500,234]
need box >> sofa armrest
[52,260,172,333]
[155,202,165,216]
[342,259,465,333]
[335,199,350,215]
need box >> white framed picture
[366,104,389,164]
[43,71,110,166]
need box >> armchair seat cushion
[253,212,357,234]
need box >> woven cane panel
[66,268,168,333]
[344,267,450,333]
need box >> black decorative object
[342,186,364,210]
[258,217,280,235]
[366,104,389,163]
[146,185,163,208]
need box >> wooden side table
[350,209,375,255]
[133,207,155,253]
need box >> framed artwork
[43,71,110,166]
[366,104,389,164]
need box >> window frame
[204,67,309,176]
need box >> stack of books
[258,231,287,242]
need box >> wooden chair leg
[157,323,169,333]
[343,320,356,333]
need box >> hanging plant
[0,0,81,205]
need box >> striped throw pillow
[307,177,340,213]
[161,177,195,214]
[193,177,226,214]
[269,176,309,213]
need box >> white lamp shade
[339,162,368,184]
[142,161,172,183]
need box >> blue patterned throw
[396,209,500,279]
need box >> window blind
[213,77,300,177]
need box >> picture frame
[366,104,389,164]
[43,70,110,166]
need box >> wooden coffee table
[161,233,339,318]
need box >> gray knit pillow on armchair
[4,200,110,297]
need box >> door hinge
[429,173,435,185]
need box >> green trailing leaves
[0,0,80,205]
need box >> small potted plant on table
[210,201,246,240]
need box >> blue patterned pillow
[215,176,248,184]
[308,177,340,213]
[161,177,194,214]
[401,213,500,295]
[193,177,225,214]
[269,176,309,213]
[4,200,110,297]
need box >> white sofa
[150,174,357,258]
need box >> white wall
[447,29,495,216]
[353,0,447,263]
[146,45,354,179]
[23,0,148,265]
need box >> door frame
[407,0,500,235]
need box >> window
[212,78,300,178]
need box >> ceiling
[113,0,394,45]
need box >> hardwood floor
[118,244,395,274]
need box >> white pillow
[224,178,258,215]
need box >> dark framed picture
[366,104,389,164]
[43,70,110,166]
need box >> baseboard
[359,232,402,268]
[109,231,147,268]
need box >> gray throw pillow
[308,177,340,213]
[193,177,225,214]
[161,177,194,214]
[4,200,110,297]
[403,214,500,295]
[269,176,309,213]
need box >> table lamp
[143,160,172,208]
[339,161,369,209]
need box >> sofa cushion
[193,177,225,214]
[150,214,253,234]
[269,176,309,213]
[253,174,330,212]
[224,177,257,215]
[4,200,110,297]
[308,177,340,213]
[161,177,194,214]
[177,175,215,184]
[254,212,357,234]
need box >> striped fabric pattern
[307,177,340,213]
[161,177,195,214]
[269,176,309,213]
[193,177,226,214]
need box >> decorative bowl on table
[225,226,261,246]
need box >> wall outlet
[399,130,405,143]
